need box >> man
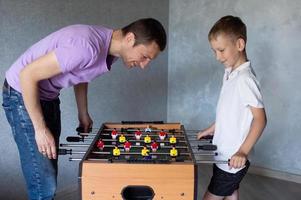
[2,18,166,200]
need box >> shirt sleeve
[238,75,264,108]
[54,42,94,73]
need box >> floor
[55,164,301,200]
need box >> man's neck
[108,29,123,57]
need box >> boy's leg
[225,190,238,200]
[2,83,61,200]
[203,190,224,200]
[205,163,249,200]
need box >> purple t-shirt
[5,24,117,100]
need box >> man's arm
[74,83,93,133]
[230,107,267,169]
[19,51,62,159]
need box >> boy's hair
[208,15,247,43]
[121,18,167,51]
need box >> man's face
[210,34,244,69]
[121,33,160,69]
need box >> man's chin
[123,63,132,68]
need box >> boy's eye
[219,49,225,52]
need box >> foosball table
[60,121,226,200]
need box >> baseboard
[248,165,301,184]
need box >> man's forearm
[74,83,89,115]
[20,73,46,132]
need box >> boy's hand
[197,131,210,140]
[229,151,247,169]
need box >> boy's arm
[197,123,215,140]
[230,106,267,169]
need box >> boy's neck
[231,53,248,71]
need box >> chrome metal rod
[98,133,186,138]
[91,151,213,156]
[103,128,183,133]
[60,144,90,147]
[194,152,218,156]
[69,158,82,161]
[94,144,189,149]
[195,160,229,164]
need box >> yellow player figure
[144,134,151,144]
[141,146,150,156]
[169,134,177,144]
[170,147,178,157]
[119,134,126,143]
[113,146,121,156]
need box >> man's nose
[140,59,151,69]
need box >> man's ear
[237,38,246,52]
[125,32,136,47]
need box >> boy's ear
[125,32,136,47]
[236,38,246,52]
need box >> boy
[197,15,267,200]
[2,18,166,200]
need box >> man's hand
[35,128,56,159]
[78,112,93,133]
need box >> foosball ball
[59,121,226,200]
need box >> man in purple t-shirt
[2,18,166,200]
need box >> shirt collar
[224,61,251,80]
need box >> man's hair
[208,15,247,43]
[121,18,167,51]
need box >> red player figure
[111,128,118,139]
[150,141,159,152]
[124,141,132,152]
[97,139,105,150]
[135,129,142,140]
[159,130,167,141]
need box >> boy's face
[209,34,246,69]
[120,32,160,69]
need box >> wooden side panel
[81,162,195,200]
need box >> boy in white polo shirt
[197,15,267,200]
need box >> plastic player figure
[97,139,105,150]
[124,141,132,152]
[144,134,151,144]
[113,145,121,157]
[134,129,142,140]
[159,129,167,140]
[169,134,177,144]
[150,140,159,152]
[170,146,178,157]
[111,128,118,139]
[145,126,152,133]
[141,146,150,157]
[119,134,126,143]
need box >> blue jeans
[2,80,61,200]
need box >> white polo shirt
[213,61,264,173]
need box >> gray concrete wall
[168,0,301,175]
[0,0,168,199]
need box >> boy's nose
[216,52,223,62]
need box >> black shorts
[208,160,250,196]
